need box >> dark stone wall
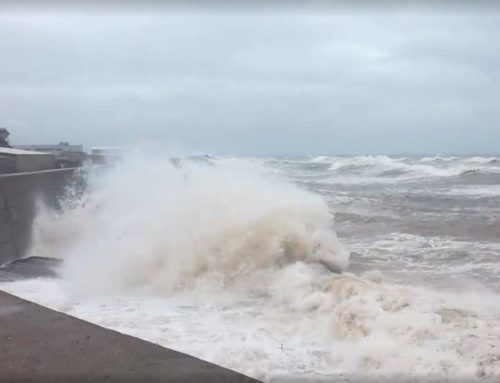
[0,169,76,265]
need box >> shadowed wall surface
[0,169,76,265]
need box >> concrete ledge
[0,168,78,179]
[0,290,260,383]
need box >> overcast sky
[1,5,499,155]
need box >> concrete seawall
[0,290,260,383]
[0,168,76,265]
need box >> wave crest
[30,152,349,296]
[298,155,500,183]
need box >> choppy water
[266,155,500,289]
[1,153,500,382]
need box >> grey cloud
[0,9,499,154]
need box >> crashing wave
[29,152,349,296]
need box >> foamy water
[1,152,500,382]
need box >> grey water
[263,155,500,290]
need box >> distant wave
[298,155,500,183]
[329,155,465,178]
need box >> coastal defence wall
[0,168,76,265]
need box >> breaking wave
[30,151,348,296]
[307,155,500,183]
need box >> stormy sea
[1,152,500,382]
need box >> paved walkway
[0,290,260,383]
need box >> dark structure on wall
[0,168,76,265]
[0,128,11,148]
[0,147,56,174]
[15,142,85,168]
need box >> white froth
[30,153,348,297]
[2,268,500,382]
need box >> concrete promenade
[0,290,260,383]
